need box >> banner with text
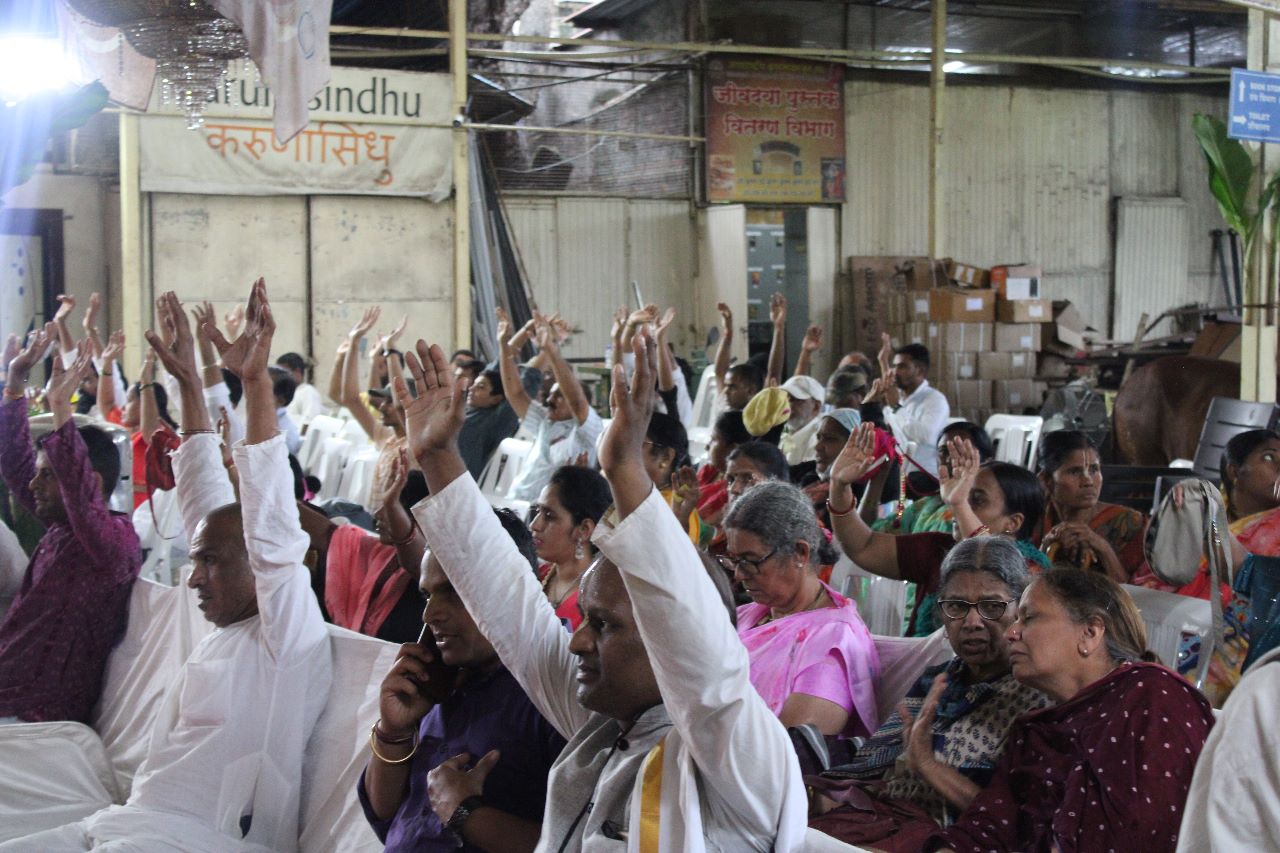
[140,67,451,199]
[705,58,845,204]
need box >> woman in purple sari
[927,569,1215,853]
[720,480,880,738]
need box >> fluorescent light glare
[943,61,965,73]
[0,36,86,104]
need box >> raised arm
[939,437,985,537]
[795,324,822,378]
[370,442,425,580]
[137,350,161,439]
[608,305,628,370]
[536,317,589,424]
[148,291,232,540]
[205,278,325,659]
[96,330,125,415]
[496,307,532,420]
[766,292,787,385]
[52,294,77,356]
[620,304,656,355]
[829,423,902,579]
[342,306,383,442]
[324,342,348,409]
[80,293,104,355]
[0,325,55,514]
[713,302,734,388]
[594,329,807,842]
[654,307,677,394]
[399,339,587,739]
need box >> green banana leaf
[1193,113,1256,238]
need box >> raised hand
[204,278,274,381]
[427,749,501,823]
[1,333,18,377]
[533,312,559,354]
[371,440,410,509]
[379,315,408,353]
[627,305,656,329]
[53,294,76,323]
[717,301,733,331]
[82,292,102,335]
[147,292,202,391]
[44,346,92,424]
[655,306,677,339]
[611,305,629,339]
[830,422,881,488]
[140,349,158,385]
[6,323,56,391]
[802,324,823,353]
[398,340,468,466]
[863,376,887,404]
[223,304,245,341]
[602,329,657,475]
[101,329,125,364]
[349,305,381,342]
[671,464,699,527]
[496,306,513,344]
[877,331,893,367]
[939,436,981,509]
[769,292,787,327]
[547,312,574,344]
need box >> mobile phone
[414,624,461,703]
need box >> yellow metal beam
[449,0,470,352]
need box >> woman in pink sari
[720,479,880,737]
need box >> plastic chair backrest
[1122,583,1210,669]
[314,437,353,502]
[487,438,533,499]
[1192,396,1280,479]
[843,564,910,637]
[298,414,342,475]
[870,629,953,723]
[337,449,379,508]
[689,364,718,434]
[984,413,1044,468]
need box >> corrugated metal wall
[503,197,698,360]
[843,80,1226,339]
[1113,198,1191,341]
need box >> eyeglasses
[725,472,762,490]
[714,548,777,578]
[936,598,1016,621]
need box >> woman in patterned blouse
[808,537,1050,851]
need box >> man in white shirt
[870,335,949,477]
[276,353,325,427]
[499,316,603,502]
[0,283,332,853]
[396,332,807,852]
[778,374,826,466]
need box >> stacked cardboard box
[864,256,1093,424]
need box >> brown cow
[1112,356,1240,465]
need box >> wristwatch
[445,795,484,838]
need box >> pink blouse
[737,582,881,737]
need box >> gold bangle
[368,723,419,765]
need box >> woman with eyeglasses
[721,480,881,737]
[809,537,1050,851]
[925,570,1214,853]
[830,425,1048,636]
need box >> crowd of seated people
[3,279,1280,853]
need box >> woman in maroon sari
[926,570,1214,853]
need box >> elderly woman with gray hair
[807,537,1051,851]
[720,480,881,738]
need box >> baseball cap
[780,374,826,403]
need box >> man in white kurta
[0,287,332,853]
[1177,646,1280,852]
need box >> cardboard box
[946,260,991,289]
[1045,301,1088,355]
[991,264,1042,300]
[992,379,1046,413]
[905,291,933,322]
[929,288,996,323]
[845,257,947,355]
[940,379,992,412]
[936,351,978,381]
[932,322,993,352]
[994,323,1042,353]
[978,351,1036,380]
[996,298,1052,323]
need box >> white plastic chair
[984,413,1045,469]
[314,437,353,502]
[689,364,718,434]
[337,448,380,508]
[870,628,953,723]
[477,438,533,502]
[298,414,342,476]
[1122,583,1210,670]
[838,561,911,637]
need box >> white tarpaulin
[140,116,451,199]
[139,66,452,199]
[208,0,335,142]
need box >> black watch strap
[445,795,485,837]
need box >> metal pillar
[449,0,471,351]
